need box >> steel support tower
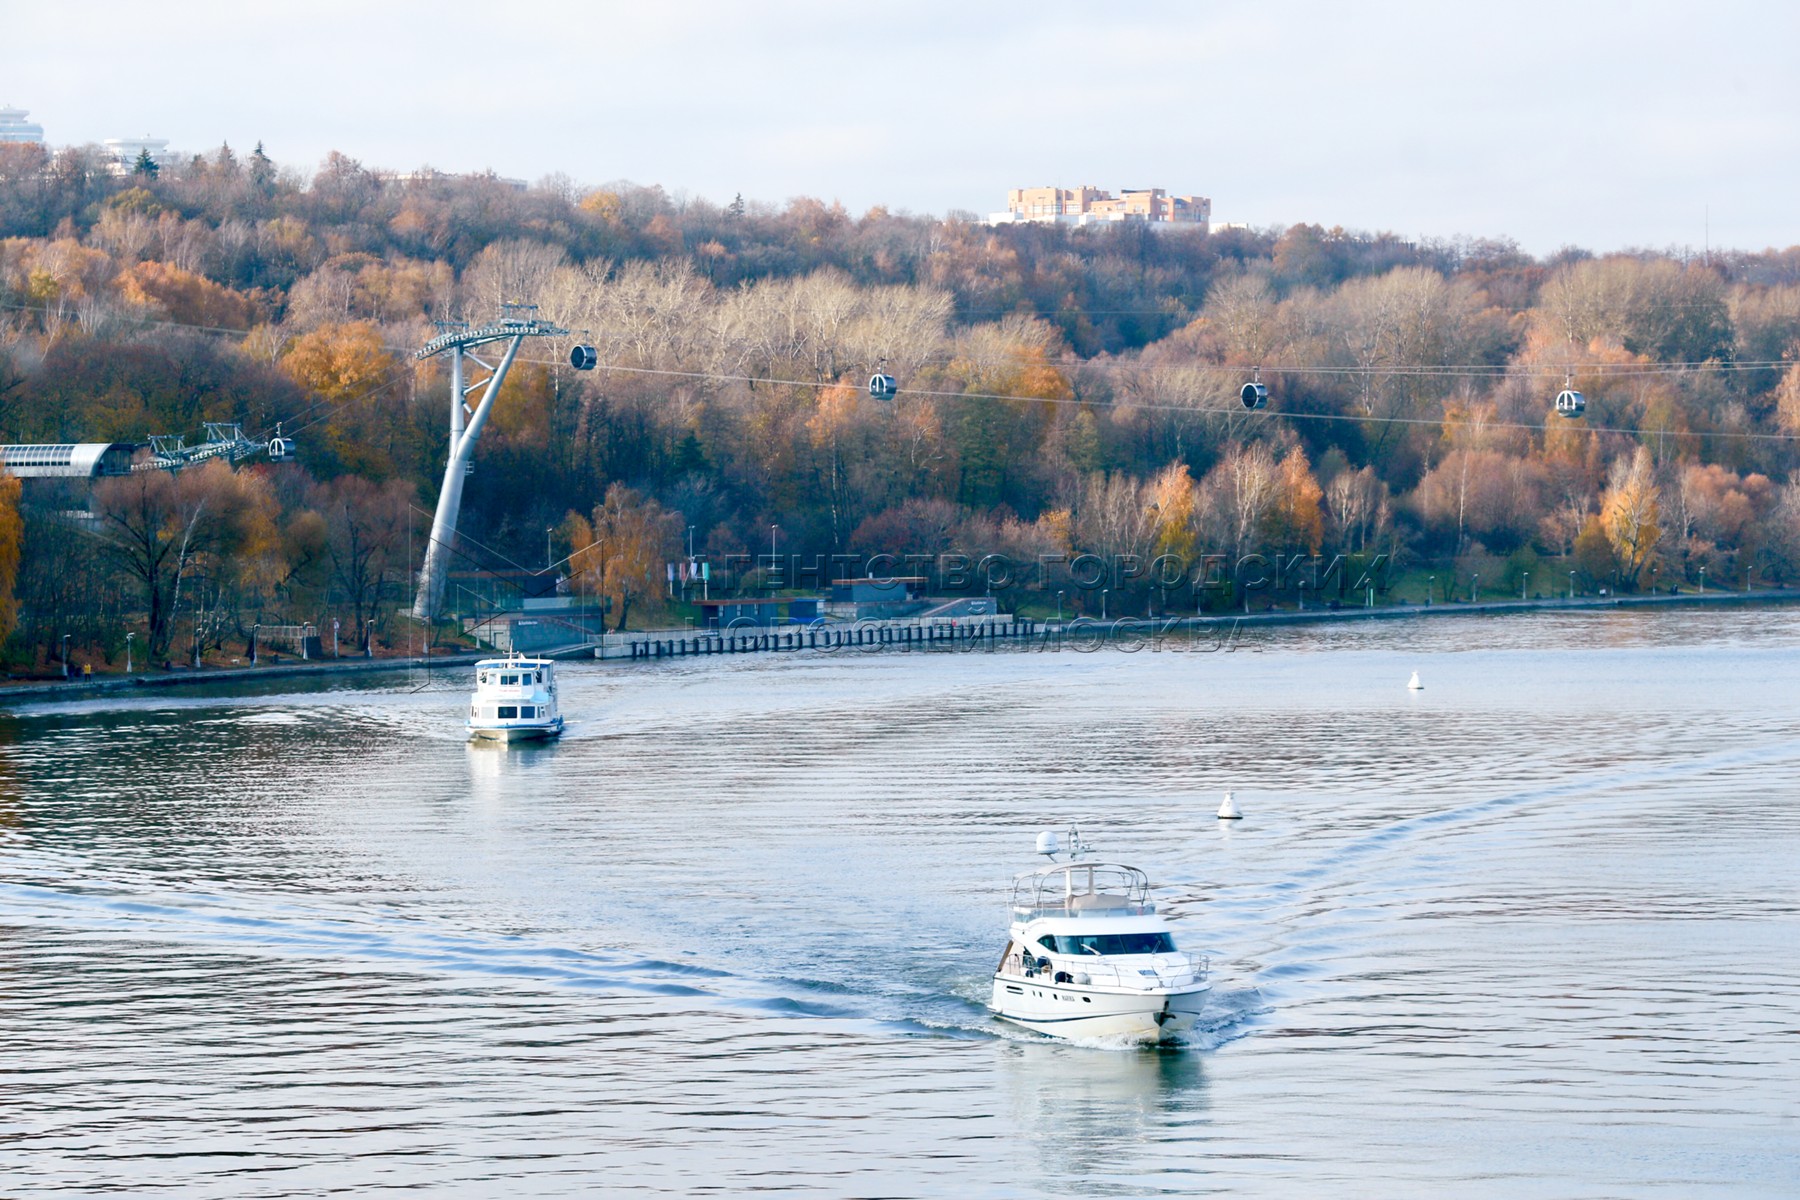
[411,306,567,620]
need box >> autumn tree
[315,475,413,650]
[565,484,682,631]
[1415,450,1550,554]
[1199,442,1279,559]
[91,461,267,661]
[1148,462,1198,564]
[1325,466,1392,553]
[117,260,258,329]
[279,322,410,479]
[1600,446,1662,588]
[1270,446,1325,553]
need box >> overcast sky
[5,1,1796,255]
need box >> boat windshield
[1050,931,1176,956]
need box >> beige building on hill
[990,185,1210,231]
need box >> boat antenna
[1035,826,1095,861]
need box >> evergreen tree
[132,147,159,178]
[249,141,276,191]
[727,192,746,219]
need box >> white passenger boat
[991,831,1209,1042]
[466,655,564,742]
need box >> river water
[2,608,1797,1196]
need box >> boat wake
[0,845,867,1019]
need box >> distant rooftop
[989,184,1210,231]
[0,104,44,144]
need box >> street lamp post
[769,524,779,589]
[546,526,553,570]
[1522,572,1529,601]
[332,618,341,658]
[1569,570,1575,600]
[1056,591,1065,623]
[1101,589,1109,620]
[125,631,134,674]
[1471,574,1479,604]
[60,633,70,679]
[251,623,261,665]
[1700,566,1707,594]
[1427,575,1434,606]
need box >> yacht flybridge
[991,830,1209,1042]
[467,656,563,742]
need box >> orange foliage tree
[563,484,683,631]
[116,261,258,329]
[279,322,408,479]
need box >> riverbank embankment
[5,587,1794,705]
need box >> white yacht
[991,831,1209,1042]
[467,655,564,742]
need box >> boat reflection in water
[998,1036,1209,1161]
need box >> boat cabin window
[477,671,490,684]
[520,705,536,719]
[497,706,518,719]
[501,674,520,686]
[1050,932,1176,956]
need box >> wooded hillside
[4,140,1800,668]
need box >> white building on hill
[103,135,170,170]
[0,105,45,144]
[989,185,1210,231]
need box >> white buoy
[1408,670,1423,690]
[1217,791,1242,820]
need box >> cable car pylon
[411,304,583,621]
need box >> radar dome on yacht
[1036,830,1061,858]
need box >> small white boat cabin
[467,655,564,742]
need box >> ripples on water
[2,609,1799,1196]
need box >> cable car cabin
[868,373,898,400]
[1240,381,1269,410]
[570,344,598,371]
[267,437,296,463]
[1555,389,1586,419]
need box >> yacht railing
[1010,863,1151,917]
[1002,949,1209,990]
[1011,900,1156,921]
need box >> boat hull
[991,976,1209,1042]
[467,718,564,743]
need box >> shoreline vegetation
[4,146,1800,679]
[4,586,1791,705]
